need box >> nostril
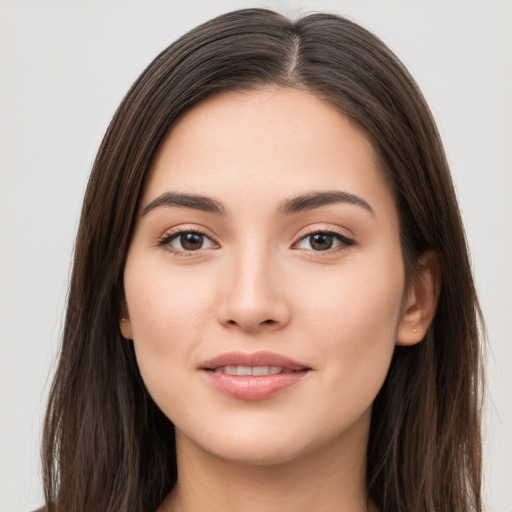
[262,319,275,325]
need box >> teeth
[252,366,270,376]
[225,365,238,375]
[237,366,252,376]
[214,365,286,376]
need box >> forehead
[143,86,395,219]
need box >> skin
[121,87,439,512]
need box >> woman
[41,8,483,512]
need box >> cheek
[123,263,220,427]
[295,258,404,397]
[298,256,403,331]
[123,259,218,379]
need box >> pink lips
[200,351,311,400]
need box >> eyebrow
[279,191,374,216]
[142,192,226,216]
[142,190,373,217]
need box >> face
[122,87,408,466]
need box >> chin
[176,414,363,469]
[205,439,310,467]
[175,419,315,466]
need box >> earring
[121,317,127,322]
[412,328,417,333]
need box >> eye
[294,230,355,251]
[159,230,216,253]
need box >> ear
[119,300,133,340]
[397,250,441,346]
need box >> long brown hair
[42,8,483,511]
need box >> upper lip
[199,351,310,371]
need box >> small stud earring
[121,317,126,322]
[412,328,417,333]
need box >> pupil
[181,233,203,250]
[311,233,333,251]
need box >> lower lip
[201,370,309,400]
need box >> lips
[199,351,311,400]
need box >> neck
[160,413,374,512]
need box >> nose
[216,245,291,333]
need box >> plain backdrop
[1,1,511,510]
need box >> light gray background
[1,1,511,510]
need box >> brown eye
[310,233,334,251]
[294,231,355,252]
[179,233,204,250]
[159,230,216,253]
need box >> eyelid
[157,225,219,255]
[292,226,356,251]
[156,224,355,256]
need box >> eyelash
[294,228,356,252]
[157,229,216,256]
[157,228,355,256]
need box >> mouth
[210,365,298,376]
[199,351,311,400]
